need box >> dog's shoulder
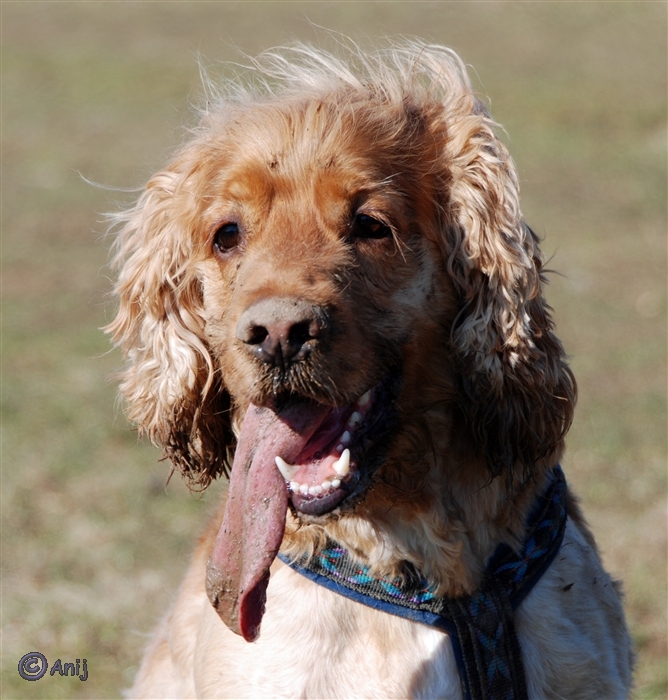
[517,518,634,699]
[128,516,216,699]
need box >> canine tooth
[275,456,299,481]
[289,481,300,493]
[299,483,309,495]
[309,484,323,495]
[322,480,332,490]
[333,448,350,477]
[358,390,371,406]
[341,430,351,445]
[331,478,341,489]
[348,412,361,428]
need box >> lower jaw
[287,372,402,521]
[290,470,361,517]
[288,426,396,522]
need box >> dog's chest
[196,564,462,699]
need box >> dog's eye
[213,223,240,253]
[352,214,392,240]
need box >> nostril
[289,320,317,348]
[246,325,269,346]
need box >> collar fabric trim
[279,465,568,700]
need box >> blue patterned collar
[279,465,568,700]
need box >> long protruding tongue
[206,401,330,642]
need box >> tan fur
[108,42,633,698]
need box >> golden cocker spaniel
[108,42,633,699]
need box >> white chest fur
[194,563,462,699]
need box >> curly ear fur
[106,166,233,486]
[439,74,576,480]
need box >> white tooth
[309,485,323,495]
[348,412,361,428]
[333,448,350,477]
[336,444,344,453]
[358,391,371,406]
[341,430,351,445]
[322,480,332,490]
[289,481,300,492]
[299,483,309,495]
[275,456,299,481]
[331,478,341,489]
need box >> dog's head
[107,43,575,641]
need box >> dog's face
[188,100,464,641]
[107,45,575,643]
[196,97,456,522]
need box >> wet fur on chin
[107,41,631,698]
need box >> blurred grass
[2,3,665,698]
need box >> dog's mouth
[281,381,396,517]
[206,376,398,643]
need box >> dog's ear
[441,96,576,481]
[106,163,233,487]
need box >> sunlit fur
[108,41,633,698]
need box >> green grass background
[2,2,665,698]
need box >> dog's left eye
[351,214,392,240]
[213,223,240,253]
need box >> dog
[107,42,633,699]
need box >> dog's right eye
[213,223,240,253]
[351,214,392,240]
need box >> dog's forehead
[214,95,424,187]
[198,96,437,234]
[208,159,397,238]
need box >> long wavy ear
[105,164,233,487]
[440,83,576,482]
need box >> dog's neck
[281,440,556,598]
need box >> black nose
[236,298,327,368]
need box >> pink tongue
[206,401,330,642]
